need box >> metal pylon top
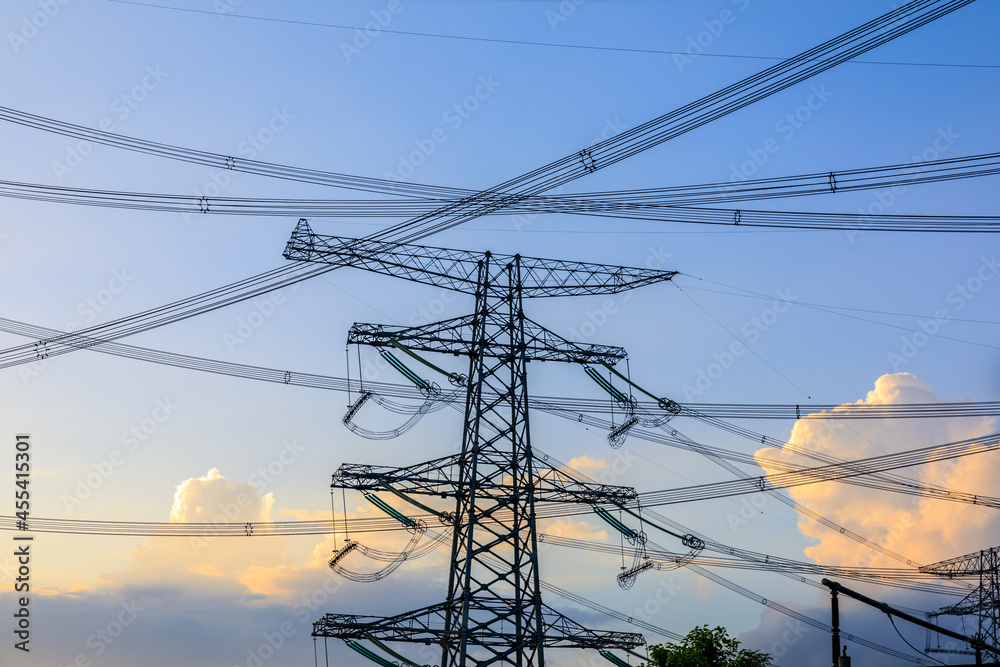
[283,218,677,298]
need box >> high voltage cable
[7,430,998,532]
[2,315,997,511]
[2,318,999,420]
[539,535,964,596]
[3,314,996,516]
[357,0,983,245]
[540,582,684,643]
[0,0,976,372]
[1,151,998,226]
[0,107,464,199]
[675,279,1000,327]
[677,410,996,509]
[634,431,1000,507]
[0,514,966,591]
[681,562,936,664]
[556,409,998,514]
[0,516,936,660]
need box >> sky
[0,1,998,665]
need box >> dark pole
[822,579,1000,657]
[831,589,840,667]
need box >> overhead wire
[4,317,998,419]
[1,150,999,231]
[1,314,996,515]
[0,0,977,376]
[106,0,1000,70]
[632,431,1000,507]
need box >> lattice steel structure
[284,219,676,666]
[922,546,1000,661]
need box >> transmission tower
[921,546,1000,661]
[283,219,676,666]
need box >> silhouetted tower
[283,219,676,666]
[922,546,1000,661]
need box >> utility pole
[823,578,1000,664]
[284,220,676,666]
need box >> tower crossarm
[533,464,638,504]
[333,457,637,505]
[349,316,627,364]
[333,456,462,496]
[313,600,645,649]
[283,220,676,298]
[920,547,999,576]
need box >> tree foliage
[643,625,772,667]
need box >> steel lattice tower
[922,546,1000,661]
[283,219,676,666]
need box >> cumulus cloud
[567,455,610,471]
[0,468,453,667]
[754,372,998,569]
[106,468,290,592]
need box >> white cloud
[755,372,997,569]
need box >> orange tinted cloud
[754,373,997,568]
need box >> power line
[676,277,1000,326]
[107,0,1000,71]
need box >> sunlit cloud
[755,373,997,568]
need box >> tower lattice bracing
[922,546,1000,660]
[283,219,676,666]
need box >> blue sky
[0,1,998,666]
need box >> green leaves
[644,625,772,667]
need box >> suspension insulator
[608,416,639,449]
[343,391,374,425]
[616,559,654,589]
[329,540,360,568]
